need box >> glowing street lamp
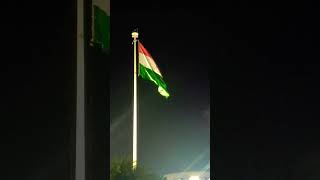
[189,176,200,180]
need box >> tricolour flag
[138,42,170,98]
[91,0,110,52]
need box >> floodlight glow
[189,176,200,180]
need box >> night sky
[2,1,76,179]
[2,0,320,180]
[110,3,210,174]
[211,1,320,179]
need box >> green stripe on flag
[139,64,170,98]
[93,5,110,52]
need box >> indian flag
[92,0,110,52]
[138,42,170,98]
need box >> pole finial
[132,28,139,39]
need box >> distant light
[189,176,200,180]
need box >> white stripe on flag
[92,0,110,15]
[139,52,163,77]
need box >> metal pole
[131,31,139,169]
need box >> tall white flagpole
[76,0,85,178]
[131,30,139,169]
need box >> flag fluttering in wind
[91,0,110,52]
[138,42,170,98]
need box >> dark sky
[110,4,210,174]
[2,0,320,180]
[2,1,76,179]
[211,1,320,179]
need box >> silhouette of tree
[110,156,164,180]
